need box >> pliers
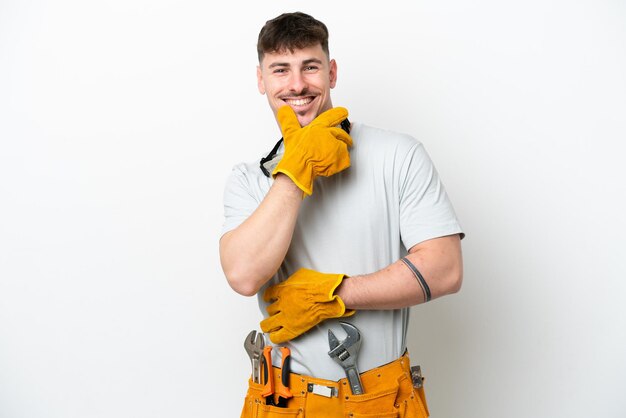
[261,346,293,407]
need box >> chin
[296,115,315,127]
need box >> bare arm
[336,234,463,309]
[219,174,302,296]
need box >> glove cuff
[325,273,352,317]
[272,166,313,196]
[342,308,356,317]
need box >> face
[257,44,337,127]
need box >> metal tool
[244,330,265,383]
[327,322,364,395]
[410,365,424,389]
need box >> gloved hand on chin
[272,106,353,196]
[260,268,355,344]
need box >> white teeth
[286,97,313,106]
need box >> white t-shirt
[222,122,464,380]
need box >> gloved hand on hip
[260,268,355,344]
[273,106,353,196]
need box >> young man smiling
[256,43,337,128]
[220,11,464,417]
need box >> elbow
[447,262,463,295]
[222,260,273,297]
[445,244,464,295]
[220,237,264,297]
[448,270,463,294]
[224,267,262,297]
[230,282,259,298]
[221,260,278,298]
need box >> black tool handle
[281,349,291,386]
[260,346,275,405]
[275,347,293,408]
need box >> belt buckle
[307,383,338,398]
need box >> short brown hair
[257,12,330,63]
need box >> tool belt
[240,351,429,418]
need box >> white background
[1,0,625,417]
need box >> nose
[288,71,308,94]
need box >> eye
[273,68,287,74]
[304,66,319,72]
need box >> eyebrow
[267,58,324,69]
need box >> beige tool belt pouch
[240,351,429,418]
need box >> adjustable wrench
[327,322,364,395]
[244,330,265,383]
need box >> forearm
[220,174,303,296]
[336,235,463,309]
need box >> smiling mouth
[283,97,314,107]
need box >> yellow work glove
[273,106,353,196]
[260,268,355,344]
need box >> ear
[329,59,338,89]
[257,66,266,95]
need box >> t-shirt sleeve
[221,165,260,237]
[399,142,464,250]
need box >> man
[220,11,464,417]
